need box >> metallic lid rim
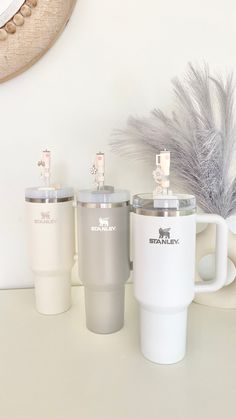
[78,201,130,208]
[133,192,196,200]
[25,197,74,203]
[132,208,196,216]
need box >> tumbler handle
[73,198,78,261]
[194,214,228,293]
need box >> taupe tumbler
[77,188,130,334]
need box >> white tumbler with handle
[25,151,75,315]
[132,152,228,364]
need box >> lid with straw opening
[132,151,196,216]
[77,152,130,207]
[25,150,74,203]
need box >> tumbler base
[140,306,188,364]
[84,286,125,334]
[34,273,71,315]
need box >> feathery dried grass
[110,63,236,217]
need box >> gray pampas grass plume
[110,63,236,218]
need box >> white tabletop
[0,284,235,419]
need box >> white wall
[1,0,236,288]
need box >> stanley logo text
[91,217,116,232]
[149,228,179,245]
[34,212,56,224]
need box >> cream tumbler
[25,187,75,315]
[132,193,228,364]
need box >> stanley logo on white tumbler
[132,150,228,364]
[149,227,180,245]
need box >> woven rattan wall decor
[0,0,77,83]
